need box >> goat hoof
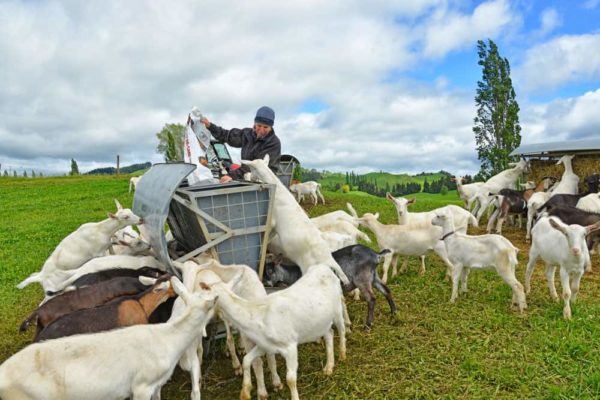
[323,366,334,375]
[363,324,372,333]
[273,383,284,392]
[240,387,252,400]
[234,367,243,376]
[259,394,268,400]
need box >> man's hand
[220,175,233,183]
[200,117,210,128]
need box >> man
[200,106,281,183]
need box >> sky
[1,0,600,176]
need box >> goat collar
[441,231,455,241]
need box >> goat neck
[212,284,262,337]
[97,217,132,237]
[138,285,175,317]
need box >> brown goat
[35,274,175,342]
[20,277,154,336]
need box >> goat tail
[16,271,42,289]
[346,203,358,218]
[19,311,38,333]
[499,247,518,270]
[376,249,392,262]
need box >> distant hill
[302,168,457,196]
[85,162,152,175]
[318,171,446,188]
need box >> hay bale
[527,155,600,192]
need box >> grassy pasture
[1,176,600,399]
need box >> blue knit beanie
[255,106,275,126]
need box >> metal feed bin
[133,163,275,279]
[274,154,299,188]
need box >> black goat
[538,174,600,213]
[45,266,165,296]
[264,245,397,331]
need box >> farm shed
[510,138,600,191]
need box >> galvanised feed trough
[133,162,275,279]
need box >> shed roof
[510,138,600,157]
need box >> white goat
[169,260,280,400]
[452,176,484,211]
[0,277,217,400]
[321,231,354,252]
[311,203,360,228]
[17,200,144,292]
[525,216,600,319]
[549,155,579,196]
[201,263,346,400]
[525,191,552,242]
[289,181,325,205]
[319,219,371,243]
[385,193,477,274]
[241,155,349,285]
[357,213,455,283]
[472,159,530,223]
[431,210,526,311]
[129,176,141,193]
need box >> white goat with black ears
[431,210,527,311]
[241,155,350,285]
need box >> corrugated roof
[510,138,600,157]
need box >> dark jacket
[207,124,281,179]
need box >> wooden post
[116,155,120,176]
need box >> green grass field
[1,176,600,399]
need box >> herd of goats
[2,153,600,400]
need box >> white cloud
[519,89,600,144]
[583,0,600,10]
[516,34,600,92]
[537,8,561,37]
[421,0,516,58]
[0,0,595,179]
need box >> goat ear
[139,276,157,286]
[407,198,417,205]
[508,162,516,167]
[118,240,128,246]
[108,212,117,219]
[374,212,380,219]
[114,199,123,210]
[549,218,568,236]
[386,192,394,201]
[263,154,270,165]
[586,221,600,234]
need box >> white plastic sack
[183,109,216,185]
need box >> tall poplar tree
[473,39,521,179]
